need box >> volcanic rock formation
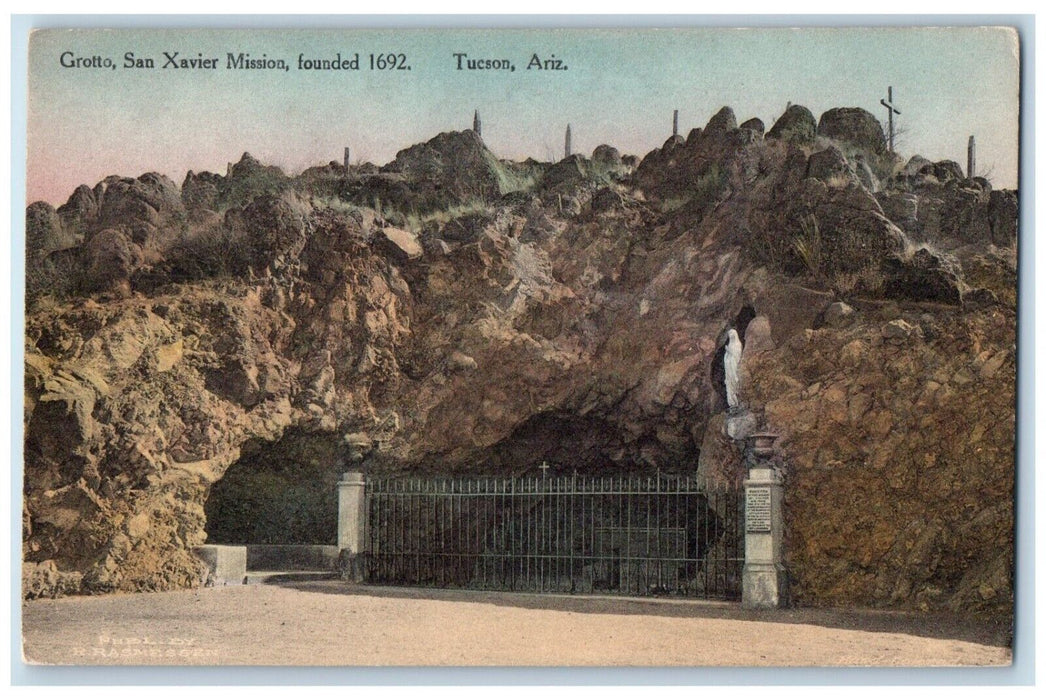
[23,108,1016,621]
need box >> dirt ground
[21,579,1012,667]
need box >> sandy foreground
[21,580,1012,667]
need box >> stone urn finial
[747,432,779,461]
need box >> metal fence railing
[364,473,744,599]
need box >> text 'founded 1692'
[745,487,772,533]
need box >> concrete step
[245,570,339,585]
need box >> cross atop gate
[538,461,551,478]
[880,86,901,153]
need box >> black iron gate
[364,473,744,599]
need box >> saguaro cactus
[968,135,976,178]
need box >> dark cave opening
[204,409,702,546]
[204,429,344,545]
[466,410,699,476]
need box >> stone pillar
[344,147,351,171]
[337,471,367,581]
[673,109,679,137]
[742,435,788,608]
[565,124,572,159]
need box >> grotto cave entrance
[470,410,700,475]
[203,429,342,546]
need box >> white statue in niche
[723,328,743,410]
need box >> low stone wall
[245,544,340,571]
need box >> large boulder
[902,155,933,178]
[83,228,144,293]
[704,106,738,136]
[56,184,98,236]
[806,145,857,185]
[922,160,965,184]
[542,154,590,192]
[818,107,887,155]
[739,117,765,137]
[876,191,920,232]
[240,194,307,271]
[591,144,624,172]
[962,248,1017,307]
[374,226,423,262]
[26,202,68,256]
[767,104,817,144]
[93,172,186,247]
[218,153,291,208]
[181,170,224,213]
[228,151,284,181]
[882,246,963,304]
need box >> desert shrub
[216,168,291,210]
[310,195,363,217]
[657,165,728,215]
[583,157,629,188]
[693,164,728,203]
[791,212,825,282]
[161,223,252,281]
[401,198,493,233]
[486,153,542,194]
[825,173,851,189]
[787,213,890,297]
[26,248,88,303]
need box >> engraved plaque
[746,486,772,533]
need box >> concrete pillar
[337,471,367,581]
[742,457,788,608]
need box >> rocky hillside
[23,105,1015,620]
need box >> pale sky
[26,26,1021,205]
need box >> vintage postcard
[20,23,1020,669]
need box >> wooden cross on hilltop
[880,86,901,153]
